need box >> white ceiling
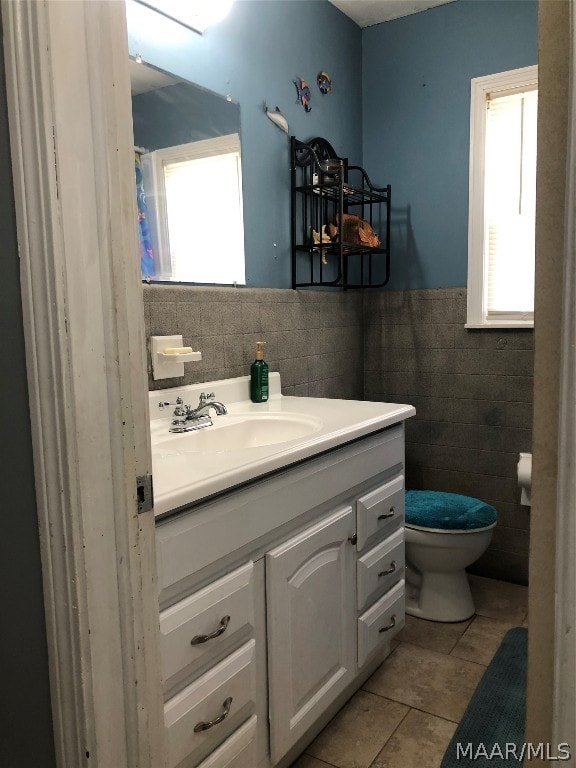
[328,0,457,27]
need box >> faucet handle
[199,392,215,405]
[159,396,183,410]
[159,397,190,417]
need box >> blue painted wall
[362,0,538,289]
[127,0,362,288]
[128,0,538,290]
[132,82,240,149]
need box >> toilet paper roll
[517,452,532,507]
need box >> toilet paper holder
[517,452,532,507]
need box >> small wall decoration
[264,104,289,133]
[294,77,311,112]
[317,71,332,95]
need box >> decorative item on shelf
[312,225,334,264]
[336,213,381,248]
[312,214,380,263]
[316,71,332,94]
[293,77,311,112]
[312,225,333,244]
[150,334,202,381]
[264,103,289,133]
[316,158,342,185]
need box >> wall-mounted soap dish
[151,335,202,380]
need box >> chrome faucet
[159,393,227,433]
[190,392,228,418]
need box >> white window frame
[141,132,245,284]
[466,65,538,328]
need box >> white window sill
[465,321,534,329]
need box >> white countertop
[150,374,415,517]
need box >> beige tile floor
[290,575,528,768]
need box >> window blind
[484,87,537,315]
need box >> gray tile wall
[143,285,364,399]
[143,284,532,585]
[364,288,532,585]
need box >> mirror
[130,58,245,285]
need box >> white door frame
[553,0,576,752]
[2,1,164,766]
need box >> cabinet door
[266,506,356,764]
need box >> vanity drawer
[160,562,255,686]
[197,715,258,768]
[164,640,256,768]
[357,580,405,667]
[357,529,404,611]
[356,475,404,550]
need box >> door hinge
[136,474,154,514]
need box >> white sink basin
[149,374,416,516]
[153,413,324,454]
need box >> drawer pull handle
[378,506,395,521]
[378,560,397,578]
[378,615,396,634]
[193,697,233,732]
[190,615,231,645]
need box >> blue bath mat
[441,627,527,767]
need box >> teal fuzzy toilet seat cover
[405,490,497,531]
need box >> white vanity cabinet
[266,506,357,763]
[155,425,408,768]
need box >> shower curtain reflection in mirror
[136,151,156,278]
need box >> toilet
[404,490,497,623]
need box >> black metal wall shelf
[291,136,391,290]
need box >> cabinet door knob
[348,533,358,545]
[190,615,231,645]
[193,697,233,732]
[378,615,396,634]
[378,506,395,521]
[378,560,397,578]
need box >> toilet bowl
[404,491,497,622]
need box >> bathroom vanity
[152,375,414,768]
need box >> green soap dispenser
[250,341,269,403]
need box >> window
[140,133,245,285]
[467,66,538,328]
